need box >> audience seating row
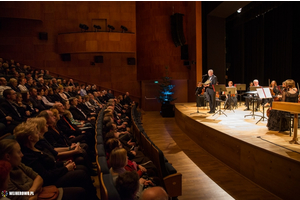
[131,104,182,198]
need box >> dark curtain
[226,2,300,87]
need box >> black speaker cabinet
[171,13,186,47]
[127,58,135,65]
[61,54,71,61]
[39,32,48,40]
[94,56,103,63]
[181,45,188,60]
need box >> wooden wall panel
[0,1,139,98]
[0,2,42,21]
[136,1,189,81]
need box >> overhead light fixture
[237,8,242,14]
[121,25,128,33]
[107,25,115,32]
[79,23,89,31]
[93,25,101,32]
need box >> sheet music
[256,88,272,99]
[256,88,265,98]
[263,87,272,98]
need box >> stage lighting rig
[79,24,89,31]
[93,25,101,32]
[121,25,128,33]
[107,25,115,32]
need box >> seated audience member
[0,139,44,200]
[25,77,34,90]
[36,77,46,89]
[110,148,154,199]
[8,78,21,93]
[1,89,27,123]
[57,79,63,87]
[0,107,15,135]
[77,95,96,116]
[69,97,94,122]
[140,187,168,200]
[39,88,55,108]
[17,78,28,92]
[89,93,102,108]
[14,92,34,118]
[51,78,59,89]
[37,110,96,174]
[97,91,106,104]
[48,88,61,102]
[83,95,99,113]
[80,84,87,96]
[54,102,95,146]
[116,171,140,200]
[57,86,68,101]
[12,123,99,200]
[0,77,11,96]
[124,92,133,106]
[29,88,46,111]
[63,87,72,98]
[107,89,115,100]
[68,79,75,87]
[62,79,68,87]
[43,70,52,80]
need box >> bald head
[140,187,168,200]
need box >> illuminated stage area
[175,103,300,200]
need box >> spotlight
[107,25,115,32]
[237,8,242,14]
[93,25,101,32]
[121,25,128,33]
[79,24,89,31]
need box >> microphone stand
[190,75,207,115]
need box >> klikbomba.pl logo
[1,190,8,198]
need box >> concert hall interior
[0,1,300,200]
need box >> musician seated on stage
[224,81,237,109]
[244,79,262,111]
[267,79,298,131]
[264,80,280,107]
[195,82,206,107]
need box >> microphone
[202,74,208,77]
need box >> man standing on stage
[206,69,217,113]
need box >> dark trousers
[206,88,216,112]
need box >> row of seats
[131,104,182,198]
[94,104,182,200]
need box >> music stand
[235,84,246,106]
[255,87,272,124]
[244,87,262,119]
[191,76,207,115]
[213,84,227,117]
[224,87,236,112]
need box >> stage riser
[175,107,300,200]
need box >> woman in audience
[21,92,39,117]
[39,88,55,108]
[13,122,99,200]
[8,78,21,93]
[110,148,154,199]
[18,78,28,92]
[15,92,32,118]
[115,171,140,200]
[58,86,68,101]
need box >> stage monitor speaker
[61,54,71,61]
[127,57,135,65]
[181,45,188,60]
[170,13,186,47]
[94,56,103,63]
[39,32,48,40]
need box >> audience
[0,57,166,200]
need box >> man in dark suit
[205,69,217,113]
[0,89,27,123]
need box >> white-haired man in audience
[0,77,11,96]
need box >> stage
[175,102,300,200]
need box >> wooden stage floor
[175,102,300,162]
